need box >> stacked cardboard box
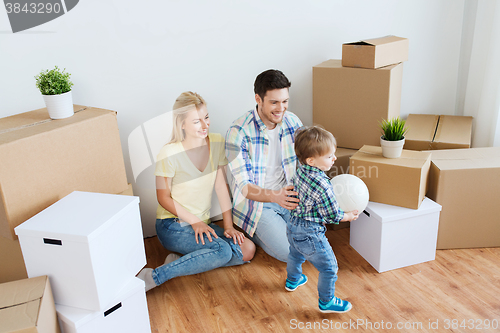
[427,147,500,249]
[0,105,131,284]
[15,191,151,333]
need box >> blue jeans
[249,202,290,262]
[152,218,246,286]
[286,216,338,303]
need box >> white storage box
[56,277,151,333]
[350,197,442,273]
[15,191,146,311]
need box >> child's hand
[349,210,360,221]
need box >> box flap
[431,147,500,170]
[0,275,46,308]
[405,114,439,141]
[434,115,472,147]
[314,59,400,71]
[354,145,431,168]
[0,276,48,333]
[361,35,408,46]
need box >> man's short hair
[254,69,291,101]
[294,126,337,165]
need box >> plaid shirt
[225,108,303,236]
[291,164,344,224]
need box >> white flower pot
[42,91,74,119]
[380,136,405,158]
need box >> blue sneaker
[285,274,308,291]
[319,296,352,313]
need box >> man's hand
[272,185,299,210]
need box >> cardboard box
[349,145,431,209]
[0,275,60,333]
[427,147,500,249]
[56,278,151,333]
[0,105,129,240]
[405,114,473,150]
[350,197,441,273]
[313,60,403,149]
[15,192,146,311]
[0,185,135,284]
[342,35,409,69]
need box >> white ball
[330,174,369,213]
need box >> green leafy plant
[380,117,407,141]
[35,66,74,95]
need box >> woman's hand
[191,222,218,245]
[224,227,245,245]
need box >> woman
[138,92,255,291]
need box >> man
[225,69,303,262]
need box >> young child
[285,126,359,313]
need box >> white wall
[0,0,467,236]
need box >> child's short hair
[294,126,337,165]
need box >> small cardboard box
[350,197,442,273]
[427,147,500,249]
[56,278,151,333]
[0,105,129,240]
[0,275,60,333]
[15,192,146,312]
[349,145,431,209]
[404,114,473,151]
[342,35,409,69]
[0,185,134,284]
[313,60,403,149]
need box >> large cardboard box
[15,192,146,311]
[427,147,500,249]
[342,35,409,69]
[0,105,129,240]
[56,278,151,333]
[349,145,431,209]
[0,185,134,284]
[0,275,60,333]
[350,197,441,273]
[404,114,473,151]
[313,60,403,149]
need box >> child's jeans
[286,216,338,303]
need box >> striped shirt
[225,108,303,236]
[291,164,344,224]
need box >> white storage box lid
[363,197,441,223]
[15,191,140,243]
[56,278,145,329]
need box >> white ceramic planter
[380,136,405,158]
[42,91,74,119]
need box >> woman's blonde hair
[168,91,207,144]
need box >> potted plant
[379,117,407,158]
[35,66,74,119]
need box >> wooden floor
[143,227,500,333]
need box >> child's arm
[317,181,359,223]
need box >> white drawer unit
[15,191,146,311]
[350,197,442,273]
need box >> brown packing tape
[0,106,88,135]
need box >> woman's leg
[208,223,255,266]
[152,219,234,285]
